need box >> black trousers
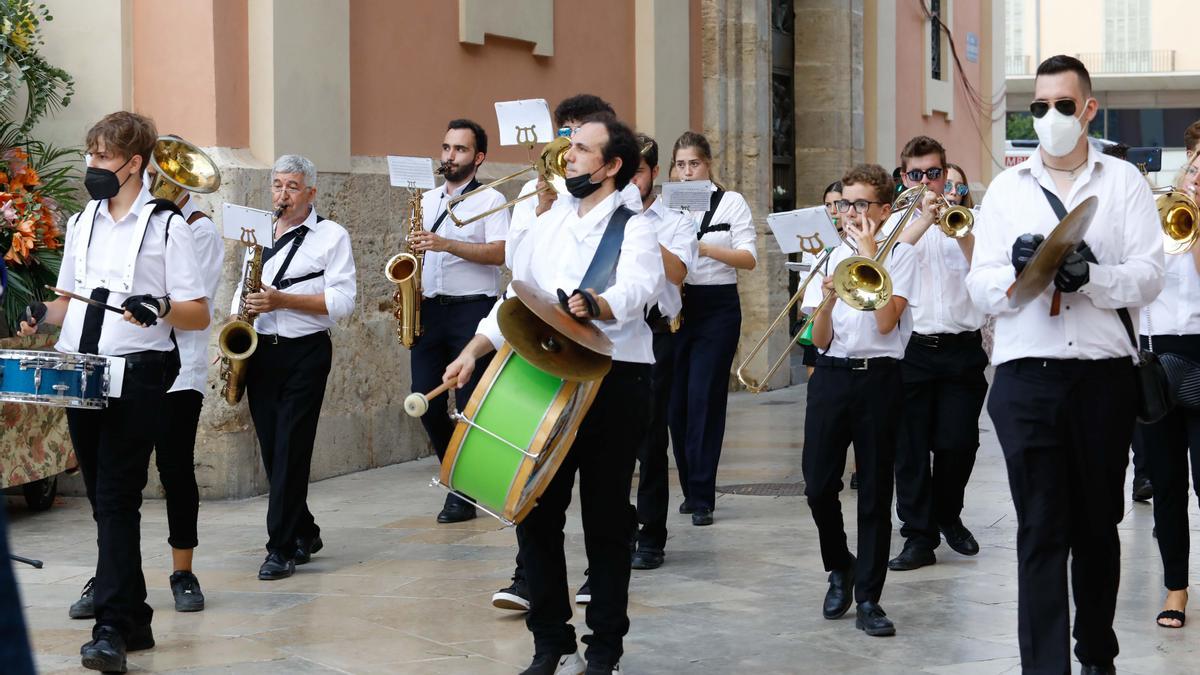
[246,331,332,556]
[668,284,741,511]
[409,296,496,461]
[0,504,35,674]
[1135,334,1200,591]
[989,357,1135,673]
[153,389,203,550]
[894,332,988,548]
[803,359,903,604]
[67,353,177,639]
[636,330,676,552]
[518,362,650,666]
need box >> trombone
[1152,186,1199,254]
[735,185,927,392]
[445,136,571,228]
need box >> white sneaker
[556,652,586,675]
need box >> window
[923,0,953,117]
[1005,0,1028,75]
[930,0,943,80]
[1103,0,1151,71]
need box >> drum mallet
[404,381,454,417]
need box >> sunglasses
[943,181,969,197]
[832,199,885,213]
[904,167,943,182]
[1029,99,1079,119]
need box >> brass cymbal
[497,280,613,381]
[1006,195,1098,309]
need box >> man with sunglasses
[883,136,988,573]
[966,55,1163,675]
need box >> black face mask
[84,156,134,201]
[565,165,606,199]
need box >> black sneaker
[585,661,620,674]
[80,625,127,673]
[678,501,695,515]
[519,650,585,675]
[492,576,530,611]
[1132,476,1154,502]
[575,575,591,604]
[170,570,205,612]
[631,547,664,570]
[69,576,96,619]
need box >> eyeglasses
[833,199,885,213]
[944,181,969,197]
[271,184,304,195]
[904,167,943,182]
[1029,98,1078,119]
[557,126,579,138]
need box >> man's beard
[443,162,474,183]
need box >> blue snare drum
[0,350,110,409]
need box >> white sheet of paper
[494,99,554,146]
[386,155,435,189]
[221,203,273,247]
[105,355,125,398]
[662,180,715,211]
[767,206,841,255]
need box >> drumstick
[45,286,126,315]
[403,381,455,417]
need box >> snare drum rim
[0,349,110,409]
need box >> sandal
[1156,609,1186,628]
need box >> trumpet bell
[833,256,892,311]
[1158,190,1199,255]
[939,205,975,238]
[149,135,221,205]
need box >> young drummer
[800,163,918,637]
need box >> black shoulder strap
[696,189,726,240]
[1038,185,1137,348]
[578,205,636,293]
[270,226,311,287]
[431,177,482,234]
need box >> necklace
[1045,157,1088,179]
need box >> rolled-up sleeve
[667,212,697,271]
[321,228,357,321]
[475,289,507,350]
[163,215,206,302]
[1079,172,1165,309]
[965,178,1021,316]
[601,217,662,323]
[482,191,510,243]
[55,213,82,294]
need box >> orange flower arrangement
[1,145,63,265]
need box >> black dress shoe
[631,548,664,570]
[1132,476,1153,502]
[1080,664,1116,674]
[939,522,980,556]
[127,623,155,651]
[823,555,856,620]
[855,601,896,636]
[691,508,713,526]
[294,534,324,564]
[888,540,936,571]
[437,499,478,523]
[80,625,127,673]
[678,501,694,515]
[258,551,295,580]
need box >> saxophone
[217,206,283,404]
[385,168,443,348]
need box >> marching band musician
[888,136,988,572]
[801,163,916,638]
[410,118,508,525]
[19,111,211,673]
[965,55,1163,674]
[668,130,757,527]
[238,155,357,582]
[445,115,659,675]
[630,133,696,571]
[1138,146,1200,631]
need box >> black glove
[556,288,600,320]
[20,301,47,328]
[121,294,170,326]
[1011,233,1044,276]
[1054,251,1090,293]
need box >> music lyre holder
[797,233,825,256]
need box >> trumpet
[1152,186,1199,254]
[444,137,571,228]
[929,193,975,238]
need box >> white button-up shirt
[56,187,206,356]
[642,196,697,319]
[684,188,757,286]
[1141,252,1200,336]
[478,190,662,364]
[231,206,358,338]
[420,179,508,297]
[507,178,642,270]
[170,198,224,394]
[800,241,919,359]
[965,146,1164,365]
[902,209,985,334]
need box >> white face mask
[1033,101,1089,157]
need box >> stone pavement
[8,383,1200,674]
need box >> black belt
[910,330,981,349]
[815,355,898,371]
[256,330,331,346]
[425,294,494,306]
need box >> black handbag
[1037,186,1172,423]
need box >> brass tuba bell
[148,135,222,205]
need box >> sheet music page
[494,99,554,146]
[767,206,841,255]
[386,156,436,189]
[220,203,274,247]
[662,180,714,211]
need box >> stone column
[635,0,692,176]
